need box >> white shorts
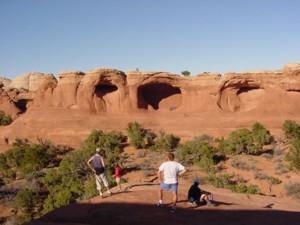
[95,173,109,190]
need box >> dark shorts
[160,182,178,192]
[188,197,205,205]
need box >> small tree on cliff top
[181,70,190,76]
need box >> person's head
[194,178,200,185]
[96,147,101,154]
[166,152,175,161]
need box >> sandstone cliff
[0,63,299,149]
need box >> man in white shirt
[157,152,187,213]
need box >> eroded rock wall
[0,63,299,148]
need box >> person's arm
[178,168,187,176]
[87,156,95,173]
[100,156,105,168]
[157,170,163,182]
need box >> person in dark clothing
[187,178,214,206]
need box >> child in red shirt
[114,162,122,191]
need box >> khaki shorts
[95,173,109,190]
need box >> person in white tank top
[87,148,112,198]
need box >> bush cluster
[217,122,272,155]
[126,122,180,151]
[41,129,127,214]
[202,173,260,194]
[0,139,57,183]
[178,135,220,171]
[3,119,300,224]
[0,110,12,126]
[283,120,300,171]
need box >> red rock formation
[0,63,299,149]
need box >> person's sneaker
[170,206,176,213]
[156,203,164,208]
[188,201,196,205]
[207,201,215,206]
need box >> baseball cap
[194,178,200,184]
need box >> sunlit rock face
[0,63,300,148]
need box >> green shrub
[225,123,272,155]
[81,129,126,170]
[216,137,236,155]
[181,70,191,76]
[42,166,84,214]
[178,136,218,171]
[285,138,300,171]
[283,120,300,139]
[151,130,180,151]
[252,122,272,147]
[82,176,98,200]
[4,142,28,167]
[0,154,8,171]
[0,110,12,126]
[126,122,146,148]
[14,188,39,217]
[234,184,260,194]
[228,128,254,154]
[126,122,154,149]
[1,139,57,179]
[202,174,233,189]
[2,169,16,184]
[42,194,55,214]
[203,173,260,194]
[18,144,56,176]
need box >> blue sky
[1,0,299,79]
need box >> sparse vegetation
[230,157,258,171]
[1,120,300,224]
[285,182,300,199]
[254,172,282,185]
[0,110,12,126]
[202,173,260,194]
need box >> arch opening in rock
[14,99,32,114]
[94,84,118,98]
[94,84,118,112]
[137,83,182,110]
[218,86,265,112]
